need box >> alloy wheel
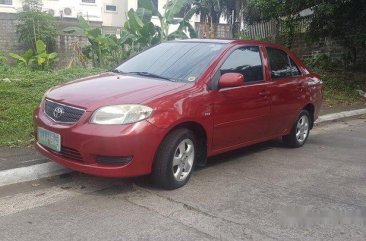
[172,139,195,182]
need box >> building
[0,0,199,35]
[0,0,103,22]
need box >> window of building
[220,46,264,83]
[266,47,301,78]
[81,0,96,4]
[0,0,13,5]
[106,5,117,12]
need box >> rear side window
[266,47,301,78]
[220,46,263,83]
[290,58,301,76]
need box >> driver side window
[220,46,264,84]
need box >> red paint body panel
[34,39,323,178]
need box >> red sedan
[34,39,323,189]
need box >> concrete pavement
[0,118,365,240]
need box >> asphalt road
[0,118,366,241]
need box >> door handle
[259,90,270,96]
[297,83,305,91]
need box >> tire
[152,128,197,190]
[283,110,311,148]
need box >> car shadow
[133,138,287,190]
[196,138,285,171]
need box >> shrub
[9,40,58,70]
[16,0,57,52]
[0,51,7,65]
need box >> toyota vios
[34,39,323,189]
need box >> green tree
[193,0,239,24]
[244,0,314,44]
[16,0,57,52]
[246,0,366,67]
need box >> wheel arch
[153,121,208,168]
[303,103,315,129]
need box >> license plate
[37,127,61,152]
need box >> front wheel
[283,110,311,148]
[152,129,196,190]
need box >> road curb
[1,108,365,188]
[316,108,366,124]
[0,162,70,187]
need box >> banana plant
[9,49,34,67]
[9,40,57,69]
[64,17,118,67]
[137,0,198,41]
[33,40,58,68]
[123,8,160,51]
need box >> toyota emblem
[53,106,64,119]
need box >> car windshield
[115,42,225,82]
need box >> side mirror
[219,73,244,89]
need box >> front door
[211,46,271,152]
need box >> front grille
[48,146,83,162]
[96,156,132,165]
[44,99,85,124]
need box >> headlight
[90,105,153,125]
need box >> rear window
[116,42,225,82]
[266,47,301,78]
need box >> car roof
[174,38,283,48]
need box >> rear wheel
[152,128,196,190]
[283,110,311,148]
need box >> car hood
[46,73,187,111]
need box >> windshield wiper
[110,69,125,74]
[127,72,175,82]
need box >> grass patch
[316,68,365,107]
[0,66,104,146]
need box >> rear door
[265,47,306,136]
[212,46,271,151]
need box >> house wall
[0,0,103,22]
[101,0,127,34]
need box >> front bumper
[34,106,165,178]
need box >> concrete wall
[0,12,95,68]
[0,13,22,55]
[288,34,366,67]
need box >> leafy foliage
[16,0,57,52]
[64,17,127,67]
[193,0,238,23]
[9,50,34,68]
[63,1,197,68]
[309,0,366,68]
[0,51,7,65]
[9,40,58,70]
[137,0,198,41]
[304,54,365,105]
[123,8,160,51]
